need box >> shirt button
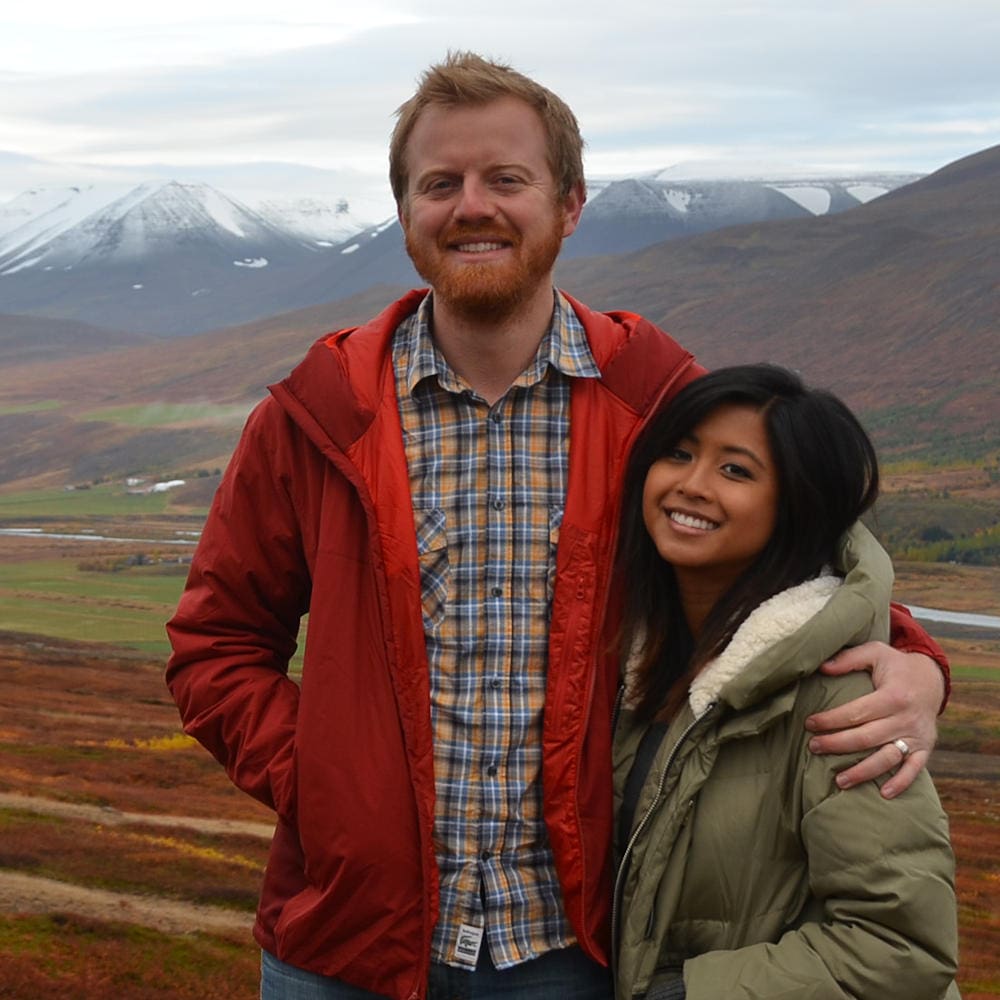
[490,586,503,597]
[492,499,505,510]
[489,678,501,690]
[486,764,498,776]
[480,849,492,861]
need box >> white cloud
[0,0,998,204]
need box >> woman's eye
[666,447,691,462]
[722,462,752,479]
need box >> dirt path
[0,791,270,935]
[0,869,254,935]
[0,791,274,839]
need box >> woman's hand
[805,643,944,798]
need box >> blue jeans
[260,944,612,999]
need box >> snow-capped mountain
[570,170,921,255]
[0,181,327,275]
[0,180,387,334]
[0,169,922,336]
[287,169,924,305]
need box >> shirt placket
[480,396,511,882]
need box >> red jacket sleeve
[165,399,308,821]
[889,602,951,711]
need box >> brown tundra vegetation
[0,598,997,997]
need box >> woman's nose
[677,463,711,499]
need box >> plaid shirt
[393,291,601,970]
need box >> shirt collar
[399,289,601,399]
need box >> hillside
[0,312,155,365]
[555,144,1000,460]
[0,147,997,491]
[0,285,405,489]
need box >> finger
[820,641,887,676]
[806,688,889,734]
[880,751,929,799]
[809,717,905,757]
[832,741,906,789]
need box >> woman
[611,364,959,1000]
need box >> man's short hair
[389,51,586,207]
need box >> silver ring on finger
[892,737,911,758]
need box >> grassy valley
[0,475,997,997]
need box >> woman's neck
[674,568,732,638]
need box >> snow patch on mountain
[846,183,891,202]
[203,188,248,237]
[1,255,42,276]
[663,189,694,213]
[253,196,380,245]
[770,185,832,215]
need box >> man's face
[398,97,583,322]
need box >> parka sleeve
[165,397,311,822]
[681,672,959,1000]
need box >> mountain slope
[555,145,1000,457]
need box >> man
[166,52,948,1000]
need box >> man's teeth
[457,241,504,252]
[670,511,718,531]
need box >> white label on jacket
[454,922,484,966]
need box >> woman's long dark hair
[614,363,880,721]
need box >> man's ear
[561,180,586,238]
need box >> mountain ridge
[0,167,922,336]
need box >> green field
[0,558,187,657]
[0,485,177,519]
[79,402,252,428]
[0,400,63,416]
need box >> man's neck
[430,286,556,406]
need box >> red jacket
[165,290,946,999]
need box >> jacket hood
[689,574,840,717]
[690,522,893,717]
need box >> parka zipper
[610,701,718,984]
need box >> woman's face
[642,403,779,592]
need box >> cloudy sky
[1,0,998,217]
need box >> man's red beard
[404,217,564,323]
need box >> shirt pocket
[414,506,449,633]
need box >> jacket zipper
[610,701,717,984]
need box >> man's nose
[454,177,496,221]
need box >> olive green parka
[613,525,959,1000]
